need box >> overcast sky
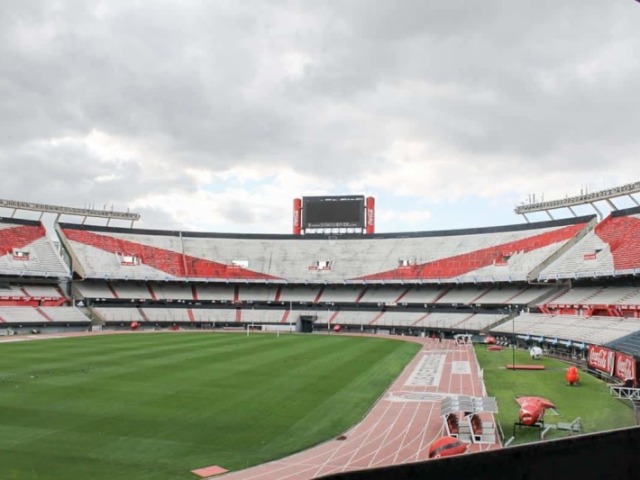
[1,1,639,234]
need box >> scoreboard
[301,196,365,229]
[293,195,374,234]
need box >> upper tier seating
[58,217,590,283]
[540,208,640,279]
[0,220,69,278]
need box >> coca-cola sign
[615,352,636,384]
[588,345,615,376]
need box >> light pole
[327,309,330,335]
[511,306,515,369]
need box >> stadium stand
[0,208,637,390]
[0,306,47,323]
[21,284,63,299]
[0,284,27,299]
[8,199,640,480]
[194,284,235,302]
[0,219,69,278]
[92,306,302,325]
[92,306,145,323]
[547,286,640,308]
[141,307,192,323]
[491,313,640,346]
[39,306,90,324]
[53,214,638,358]
[73,281,117,300]
[398,285,448,304]
[238,285,279,302]
[191,308,239,323]
[539,207,640,279]
[319,286,363,303]
[473,285,552,305]
[279,285,322,303]
[57,216,592,283]
[111,282,153,300]
[413,312,504,330]
[8,196,640,480]
[242,308,292,325]
[152,283,195,300]
[0,306,89,324]
[435,286,493,305]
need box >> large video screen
[302,196,365,229]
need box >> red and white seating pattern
[539,209,640,279]
[0,220,69,278]
[58,218,589,283]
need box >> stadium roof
[515,181,640,221]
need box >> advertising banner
[614,352,637,384]
[588,345,615,376]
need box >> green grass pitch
[475,345,637,444]
[0,332,420,480]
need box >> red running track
[213,336,500,480]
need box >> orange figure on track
[566,366,580,386]
[427,436,468,459]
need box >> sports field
[475,345,637,444]
[0,332,419,480]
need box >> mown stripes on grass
[0,333,419,480]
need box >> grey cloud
[1,0,639,230]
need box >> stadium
[2,185,640,480]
